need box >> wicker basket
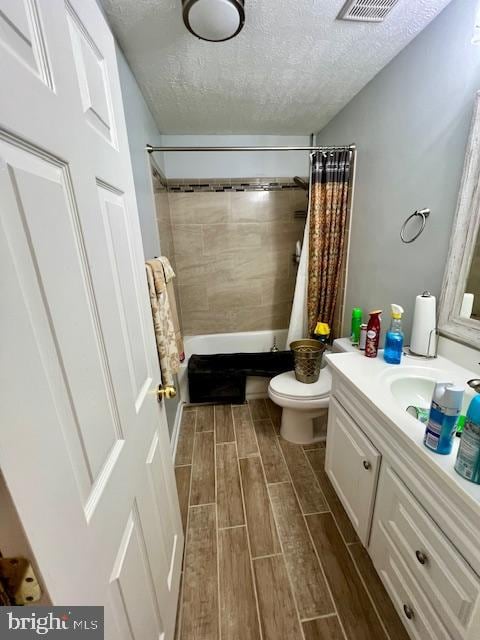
[290,339,326,384]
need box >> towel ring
[400,208,430,244]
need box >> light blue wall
[317,0,480,340]
[163,134,311,179]
[116,44,164,259]
[115,45,180,434]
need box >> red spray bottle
[365,310,382,358]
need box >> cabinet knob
[415,550,427,565]
[362,460,371,470]
[403,604,414,620]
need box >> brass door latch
[157,385,177,401]
[0,557,41,605]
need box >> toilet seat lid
[269,368,332,400]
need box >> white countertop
[325,347,480,511]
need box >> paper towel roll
[410,292,437,356]
[460,293,474,318]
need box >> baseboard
[170,401,184,461]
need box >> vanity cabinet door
[325,397,381,544]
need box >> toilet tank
[332,337,357,353]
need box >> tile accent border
[166,177,307,193]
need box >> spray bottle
[424,382,464,455]
[351,308,362,345]
[455,394,480,484]
[365,310,382,358]
[384,304,404,364]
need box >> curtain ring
[400,208,430,244]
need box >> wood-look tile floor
[174,399,410,640]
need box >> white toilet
[268,338,352,444]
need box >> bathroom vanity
[325,350,480,640]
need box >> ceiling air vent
[337,0,400,23]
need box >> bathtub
[178,329,288,403]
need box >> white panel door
[325,398,381,544]
[0,1,183,638]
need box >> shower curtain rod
[146,144,356,153]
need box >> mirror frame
[439,92,480,348]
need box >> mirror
[464,239,480,321]
[439,91,480,347]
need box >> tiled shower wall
[153,173,174,261]
[152,169,187,336]
[167,185,307,335]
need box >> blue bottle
[424,382,464,455]
[384,304,404,364]
[455,395,480,484]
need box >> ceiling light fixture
[182,0,245,42]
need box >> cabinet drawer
[370,465,480,639]
[375,529,451,640]
[325,397,381,544]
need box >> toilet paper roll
[460,293,474,318]
[410,292,437,356]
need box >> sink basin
[390,376,437,411]
[380,365,475,416]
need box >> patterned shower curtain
[307,149,352,335]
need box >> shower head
[293,176,308,190]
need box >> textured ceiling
[101,0,452,134]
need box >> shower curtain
[287,149,352,344]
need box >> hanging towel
[145,260,180,387]
[157,256,185,362]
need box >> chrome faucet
[467,379,480,393]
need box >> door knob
[157,385,177,400]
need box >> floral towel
[157,257,185,362]
[145,260,180,387]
